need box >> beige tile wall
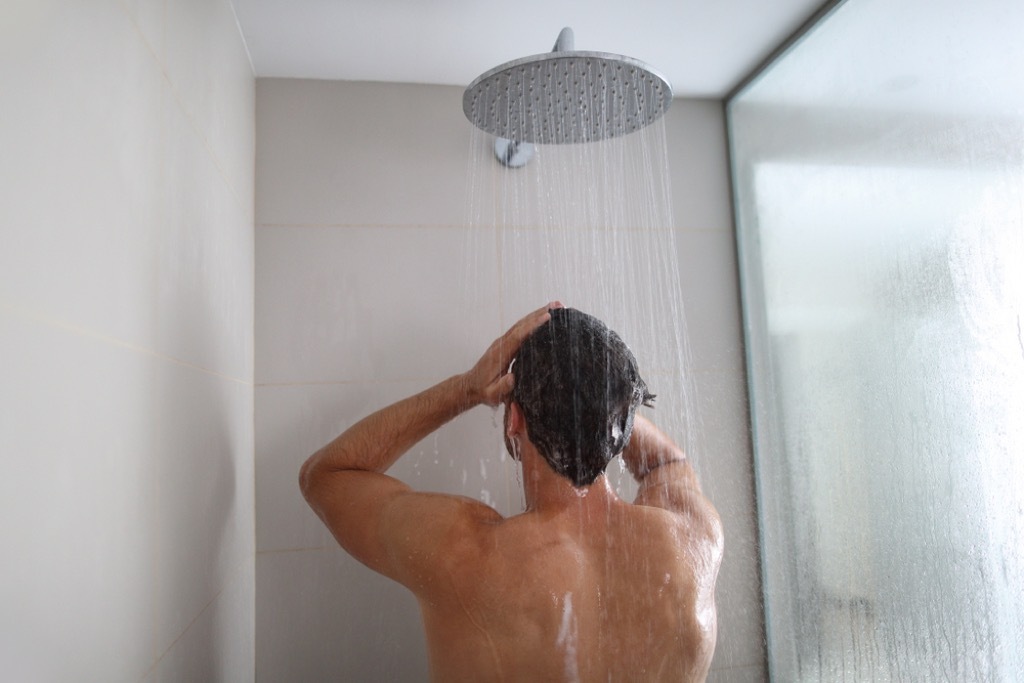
[255,78,765,680]
[0,1,255,680]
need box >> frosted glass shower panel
[728,0,1024,680]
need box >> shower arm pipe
[553,27,574,52]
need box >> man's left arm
[299,304,557,588]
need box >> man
[300,303,723,682]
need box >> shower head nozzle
[463,28,672,145]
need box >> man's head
[508,307,655,487]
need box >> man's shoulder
[444,508,567,568]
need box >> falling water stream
[461,105,700,511]
[454,57,710,681]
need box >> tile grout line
[152,2,168,667]
[258,222,477,230]
[0,298,252,388]
[709,662,766,672]
[257,546,332,556]
[255,376,482,388]
[139,553,253,681]
[116,0,252,219]
[224,0,256,76]
[255,221,726,233]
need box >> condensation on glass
[728,0,1024,680]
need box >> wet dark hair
[511,307,655,487]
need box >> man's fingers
[497,373,515,399]
[481,373,515,407]
[504,301,561,348]
[481,303,562,397]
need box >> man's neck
[519,444,620,514]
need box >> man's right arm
[622,415,722,542]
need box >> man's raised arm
[298,304,557,584]
[622,415,722,542]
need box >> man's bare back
[300,305,722,681]
[418,481,721,682]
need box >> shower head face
[463,51,673,145]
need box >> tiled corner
[257,547,429,682]
[164,0,255,207]
[255,224,500,385]
[256,380,519,553]
[153,359,255,650]
[146,557,255,683]
[158,78,255,381]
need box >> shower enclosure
[728,0,1024,679]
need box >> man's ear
[505,401,525,437]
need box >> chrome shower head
[463,28,673,145]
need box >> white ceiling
[230,0,828,98]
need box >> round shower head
[463,45,672,145]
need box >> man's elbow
[298,453,322,502]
